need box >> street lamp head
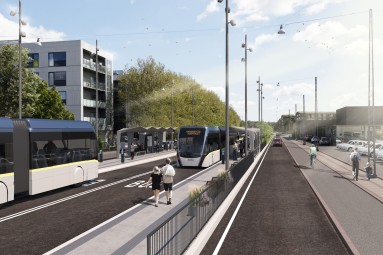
[10,10,17,16]
[36,38,42,46]
[241,58,245,62]
[20,31,26,37]
[277,82,280,86]
[217,0,223,2]
[21,20,27,26]
[248,48,253,52]
[242,43,246,48]
[229,19,236,26]
[277,24,285,34]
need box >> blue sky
[1,0,382,123]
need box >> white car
[337,140,357,150]
[359,143,383,156]
[373,146,383,160]
[338,140,367,151]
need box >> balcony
[83,117,106,130]
[83,58,106,73]
[83,99,106,109]
[83,81,106,91]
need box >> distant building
[336,106,383,140]
[113,70,126,133]
[22,40,114,137]
[294,111,336,142]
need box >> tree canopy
[118,56,241,127]
[0,44,74,119]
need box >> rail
[147,151,256,255]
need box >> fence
[147,151,256,255]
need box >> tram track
[0,157,201,255]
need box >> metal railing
[147,151,255,255]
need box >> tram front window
[178,128,206,158]
[0,135,13,174]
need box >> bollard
[98,150,103,162]
[121,149,125,163]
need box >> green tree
[118,56,241,127]
[0,44,74,119]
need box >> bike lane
[200,143,349,255]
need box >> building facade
[23,40,114,137]
[294,111,336,143]
[336,106,383,140]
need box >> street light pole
[218,0,236,170]
[242,34,252,156]
[95,40,99,139]
[10,0,25,118]
[171,79,174,128]
[18,0,22,119]
[315,77,318,138]
[257,76,261,153]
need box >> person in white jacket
[161,158,175,205]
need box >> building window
[58,91,67,105]
[48,72,66,86]
[48,52,66,67]
[28,53,39,68]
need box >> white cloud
[250,33,278,51]
[0,13,65,43]
[271,82,314,98]
[197,0,219,21]
[291,21,379,56]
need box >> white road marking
[0,172,151,223]
[213,144,270,255]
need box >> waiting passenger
[43,141,57,154]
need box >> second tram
[0,118,98,205]
[177,126,259,168]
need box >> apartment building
[23,40,113,136]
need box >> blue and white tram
[0,118,98,205]
[177,126,260,168]
[177,126,223,168]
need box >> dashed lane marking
[0,172,151,223]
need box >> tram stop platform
[45,149,242,255]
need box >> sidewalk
[45,153,232,255]
[98,150,176,173]
[290,140,383,203]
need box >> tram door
[12,119,29,195]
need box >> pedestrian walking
[161,158,175,205]
[232,142,238,160]
[239,141,244,157]
[309,143,317,167]
[350,147,361,181]
[365,162,372,181]
[146,166,162,207]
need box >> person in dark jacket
[349,147,361,181]
[146,166,163,207]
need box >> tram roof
[0,118,13,132]
[117,126,176,134]
[25,118,95,133]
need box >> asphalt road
[201,144,350,255]
[0,156,202,255]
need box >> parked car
[337,140,356,150]
[376,147,383,160]
[358,143,383,156]
[338,140,367,151]
[319,137,330,146]
[273,137,283,147]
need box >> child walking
[146,166,163,207]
